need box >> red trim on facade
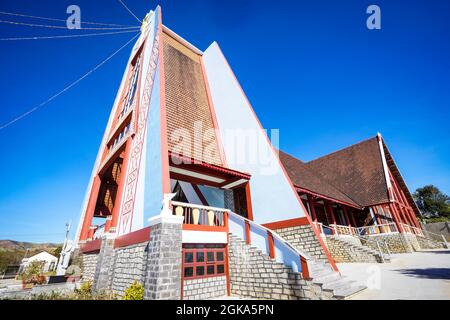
[245,182,254,221]
[245,221,251,244]
[79,176,102,241]
[225,235,231,296]
[169,152,251,180]
[300,256,311,280]
[262,217,310,230]
[80,238,102,253]
[325,201,337,225]
[267,231,275,259]
[108,138,133,233]
[214,44,338,272]
[307,194,317,222]
[114,226,151,249]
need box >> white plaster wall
[202,42,307,224]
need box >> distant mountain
[0,240,61,252]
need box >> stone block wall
[274,225,328,262]
[144,220,183,300]
[110,242,148,297]
[325,236,379,263]
[415,235,446,249]
[183,276,227,300]
[228,235,334,300]
[362,233,413,253]
[81,252,98,283]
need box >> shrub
[22,261,46,285]
[123,281,144,300]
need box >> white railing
[227,211,312,278]
[422,229,448,247]
[410,225,424,237]
[171,201,227,228]
[329,224,358,236]
[400,223,413,234]
[356,223,398,236]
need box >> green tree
[413,185,450,217]
[53,246,62,259]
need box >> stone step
[322,278,354,292]
[312,272,341,285]
[334,285,367,300]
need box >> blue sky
[0,0,449,243]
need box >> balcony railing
[329,224,358,236]
[356,223,398,236]
[171,201,313,279]
[171,201,227,231]
[400,223,424,237]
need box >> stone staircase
[326,235,390,263]
[228,234,366,300]
[308,259,366,299]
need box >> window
[120,55,141,119]
[182,245,226,280]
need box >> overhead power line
[117,0,142,24]
[0,19,140,30]
[0,29,138,41]
[0,32,140,131]
[0,10,138,27]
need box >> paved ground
[337,249,450,300]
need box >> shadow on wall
[395,268,450,280]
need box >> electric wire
[0,19,140,30]
[0,32,140,131]
[117,0,142,24]
[0,10,137,27]
[0,29,138,41]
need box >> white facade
[21,251,58,273]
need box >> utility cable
[0,32,140,131]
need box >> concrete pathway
[337,249,450,300]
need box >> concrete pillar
[144,214,184,300]
[93,234,116,292]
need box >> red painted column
[342,206,351,227]
[245,221,251,245]
[79,176,102,241]
[107,138,133,233]
[349,208,358,227]
[307,194,317,222]
[389,203,404,233]
[268,231,275,259]
[326,201,336,225]
[245,182,254,221]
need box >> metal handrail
[421,229,448,244]
[353,233,391,262]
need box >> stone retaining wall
[81,252,98,283]
[228,235,334,300]
[274,225,328,262]
[110,242,148,297]
[362,233,413,253]
[183,276,227,300]
[325,236,379,263]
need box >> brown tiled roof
[304,137,389,207]
[279,151,359,207]
[163,32,223,166]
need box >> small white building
[21,251,58,273]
